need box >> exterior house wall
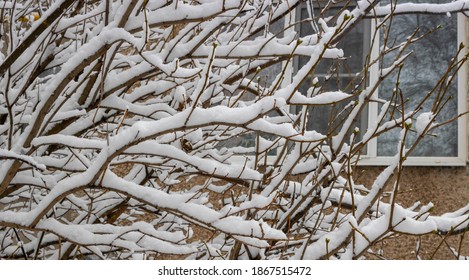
[355,166,469,259]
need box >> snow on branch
[0,149,46,171]
[370,1,469,16]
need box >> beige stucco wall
[356,166,469,259]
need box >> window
[294,3,370,136]
[223,1,467,166]
[292,0,467,166]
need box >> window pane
[298,6,366,75]
[217,16,285,153]
[295,4,369,136]
[377,0,458,157]
[257,15,286,88]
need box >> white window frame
[359,13,468,166]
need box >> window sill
[356,156,467,166]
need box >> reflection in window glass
[257,17,286,88]
[217,15,285,154]
[295,3,369,136]
[377,0,458,157]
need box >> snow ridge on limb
[372,0,469,16]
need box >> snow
[37,218,197,255]
[32,135,105,149]
[297,216,356,260]
[0,149,46,171]
[289,90,351,105]
[415,112,435,136]
[373,1,469,17]
[0,1,23,9]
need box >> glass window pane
[377,0,458,157]
[257,16,286,88]
[217,15,285,153]
[295,4,369,137]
